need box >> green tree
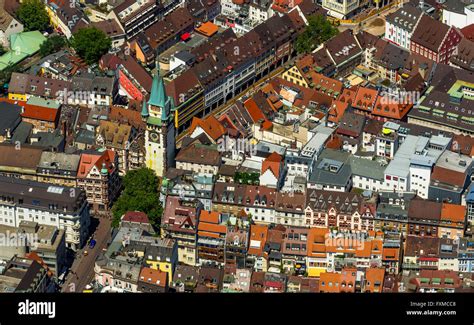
[39,35,67,57]
[70,27,111,64]
[295,15,339,54]
[17,0,50,32]
[112,168,163,229]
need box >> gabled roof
[189,115,226,141]
[353,86,379,111]
[248,224,268,256]
[20,103,59,122]
[261,152,282,178]
[372,96,413,120]
[411,15,450,52]
[327,100,349,124]
[77,149,116,178]
[440,203,466,224]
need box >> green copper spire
[100,162,108,175]
[148,68,167,108]
[141,99,149,118]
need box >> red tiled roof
[244,98,267,123]
[431,166,466,187]
[461,24,474,42]
[327,100,348,123]
[353,86,378,111]
[14,101,59,122]
[199,210,220,224]
[78,150,116,178]
[441,203,466,224]
[122,211,150,224]
[139,267,167,287]
[261,152,282,178]
[189,115,226,141]
[248,224,268,256]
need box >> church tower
[143,69,176,177]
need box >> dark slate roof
[0,101,22,136]
[386,3,423,33]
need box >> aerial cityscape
[0,0,473,299]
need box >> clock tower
[142,69,176,177]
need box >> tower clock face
[149,131,160,143]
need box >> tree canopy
[295,15,339,54]
[70,27,111,65]
[17,0,50,32]
[39,35,67,57]
[112,168,163,229]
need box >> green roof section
[147,116,162,126]
[26,96,61,109]
[0,31,46,71]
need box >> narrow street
[62,215,112,292]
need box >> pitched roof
[461,23,474,42]
[248,224,268,256]
[175,144,221,166]
[261,152,282,178]
[372,96,413,120]
[411,15,450,52]
[199,210,220,224]
[20,103,59,122]
[353,86,379,111]
[77,150,116,178]
[0,144,43,170]
[139,267,167,287]
[431,166,467,187]
[189,115,226,141]
[243,97,268,123]
[122,211,150,224]
[408,199,441,221]
[440,203,466,224]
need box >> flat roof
[436,150,472,173]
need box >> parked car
[89,239,96,249]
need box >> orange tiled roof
[248,224,268,256]
[310,72,343,95]
[21,104,59,122]
[139,267,167,286]
[337,88,357,105]
[373,96,413,120]
[441,203,466,224]
[200,210,220,224]
[327,100,349,123]
[189,115,226,141]
[320,270,356,293]
[365,268,385,292]
[195,21,218,37]
[244,97,267,123]
[307,227,330,257]
[77,150,116,178]
[261,152,282,178]
[198,222,227,235]
[353,86,378,111]
[382,247,400,261]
